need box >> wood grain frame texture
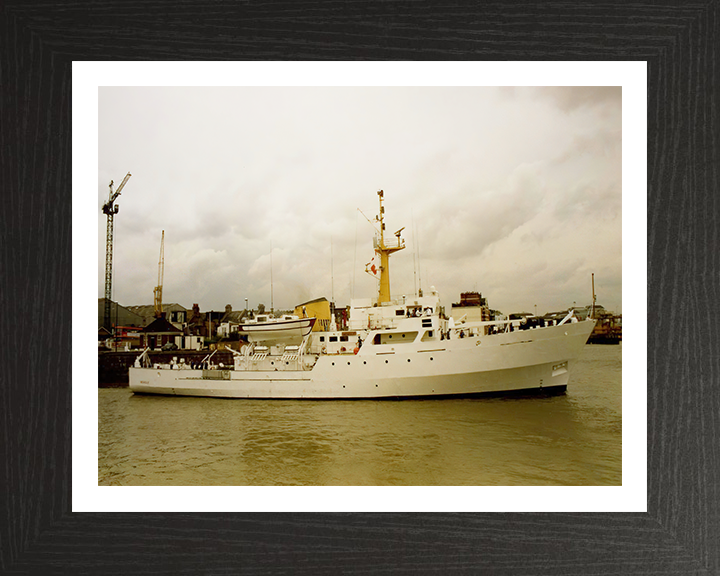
[1,1,718,574]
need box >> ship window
[319,336,325,342]
[396,309,404,316]
[329,336,338,342]
[373,331,418,345]
[340,336,349,342]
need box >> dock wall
[98,350,234,387]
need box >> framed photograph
[2,2,716,574]
[83,65,637,511]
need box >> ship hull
[129,320,594,399]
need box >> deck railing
[373,236,405,250]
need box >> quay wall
[99,350,234,387]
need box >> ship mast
[374,190,405,304]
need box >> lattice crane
[102,172,131,330]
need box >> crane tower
[102,172,131,330]
[154,230,165,318]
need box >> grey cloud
[551,182,621,223]
[535,86,621,112]
[419,162,548,262]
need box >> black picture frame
[2,2,718,574]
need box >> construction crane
[102,172,131,330]
[154,230,165,318]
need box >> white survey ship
[129,190,595,399]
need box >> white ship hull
[129,319,594,399]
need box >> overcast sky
[98,86,621,316]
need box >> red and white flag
[365,252,379,277]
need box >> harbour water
[98,343,621,486]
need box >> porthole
[407,359,411,362]
[347,362,351,365]
[430,357,434,361]
[332,362,335,366]
[385,360,388,364]
[363,361,367,365]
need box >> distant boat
[587,316,621,344]
[237,314,316,345]
[587,274,621,344]
[129,190,595,399]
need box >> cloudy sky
[98,86,621,316]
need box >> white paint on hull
[129,320,593,399]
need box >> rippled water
[98,344,621,486]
